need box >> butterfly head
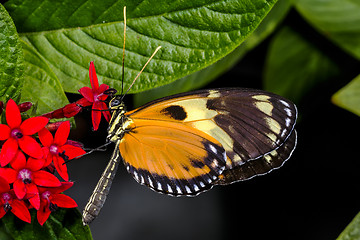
[109,95,126,112]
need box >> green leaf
[295,0,360,60]
[332,74,360,117]
[263,26,339,103]
[0,208,92,240]
[20,41,69,116]
[5,0,278,94]
[337,211,360,240]
[0,3,24,102]
[133,0,292,107]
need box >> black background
[67,9,360,240]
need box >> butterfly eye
[110,99,121,107]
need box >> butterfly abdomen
[82,143,121,225]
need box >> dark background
[67,9,360,240]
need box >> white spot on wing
[280,100,290,107]
[284,108,292,117]
[134,171,139,181]
[167,184,173,193]
[157,182,162,191]
[285,118,291,127]
[209,145,217,154]
[185,186,192,194]
[148,177,154,188]
[205,176,212,184]
[176,186,182,194]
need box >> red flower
[39,121,86,181]
[37,182,77,225]
[0,99,49,166]
[0,176,31,223]
[0,152,61,210]
[78,61,111,131]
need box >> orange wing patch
[119,118,226,196]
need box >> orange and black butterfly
[82,6,297,225]
[82,87,297,225]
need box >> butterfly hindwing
[119,119,227,196]
[215,130,297,185]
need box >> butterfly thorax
[107,97,132,143]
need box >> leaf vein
[72,29,190,67]
[126,21,215,52]
[93,0,123,23]
[21,0,49,28]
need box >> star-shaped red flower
[0,176,31,223]
[37,182,77,225]
[0,152,61,210]
[78,61,111,131]
[0,99,48,166]
[39,121,86,181]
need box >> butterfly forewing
[126,88,297,170]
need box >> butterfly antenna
[120,46,162,101]
[121,6,127,95]
[63,141,113,165]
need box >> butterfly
[82,87,297,225]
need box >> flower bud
[0,101,3,115]
[65,140,84,149]
[45,121,69,132]
[18,102,33,113]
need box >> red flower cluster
[0,61,111,225]
[0,100,82,225]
